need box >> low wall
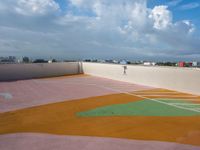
[83,62,200,95]
[0,62,82,81]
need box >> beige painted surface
[82,62,200,95]
[0,62,81,81]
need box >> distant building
[33,59,48,63]
[9,56,16,61]
[0,56,16,64]
[98,60,106,63]
[23,57,30,63]
[192,62,200,67]
[105,60,114,63]
[119,60,127,65]
[178,62,185,67]
[113,60,119,64]
[17,57,23,63]
[17,56,30,63]
[130,61,143,65]
[48,59,57,63]
[143,62,152,66]
[143,62,156,66]
[187,62,193,67]
[84,59,91,62]
[48,60,52,63]
[91,59,98,62]
[157,62,176,67]
[151,62,156,66]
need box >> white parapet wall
[0,62,82,81]
[83,62,200,95]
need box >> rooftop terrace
[0,62,200,150]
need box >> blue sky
[0,0,200,61]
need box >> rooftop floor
[0,75,200,150]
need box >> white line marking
[172,104,200,108]
[138,95,198,98]
[93,85,200,113]
[132,92,179,94]
[33,81,200,113]
[171,103,200,106]
[157,99,200,101]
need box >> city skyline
[0,0,200,61]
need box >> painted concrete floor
[0,75,200,150]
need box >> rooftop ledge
[0,62,200,95]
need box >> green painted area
[77,99,200,117]
[156,98,200,109]
[156,98,190,103]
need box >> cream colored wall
[83,62,200,95]
[0,62,81,81]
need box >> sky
[0,0,200,61]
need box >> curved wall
[0,62,81,81]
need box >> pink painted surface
[0,133,199,150]
[0,75,153,112]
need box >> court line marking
[171,105,200,110]
[131,92,179,94]
[156,99,200,101]
[136,95,198,98]
[171,103,200,106]
[32,81,200,113]
[146,98,200,102]
[94,85,200,113]
[34,81,200,102]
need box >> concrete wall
[83,62,200,95]
[0,62,82,81]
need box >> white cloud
[149,5,172,30]
[15,0,60,16]
[181,20,195,33]
[167,0,183,7]
[92,1,102,17]
[58,0,199,58]
[0,0,199,60]
[180,2,200,10]
[69,0,97,10]
[69,0,83,7]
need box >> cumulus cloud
[64,0,198,54]
[0,0,199,60]
[149,6,172,30]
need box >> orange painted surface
[1,90,200,146]
[39,74,86,80]
[131,89,200,101]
